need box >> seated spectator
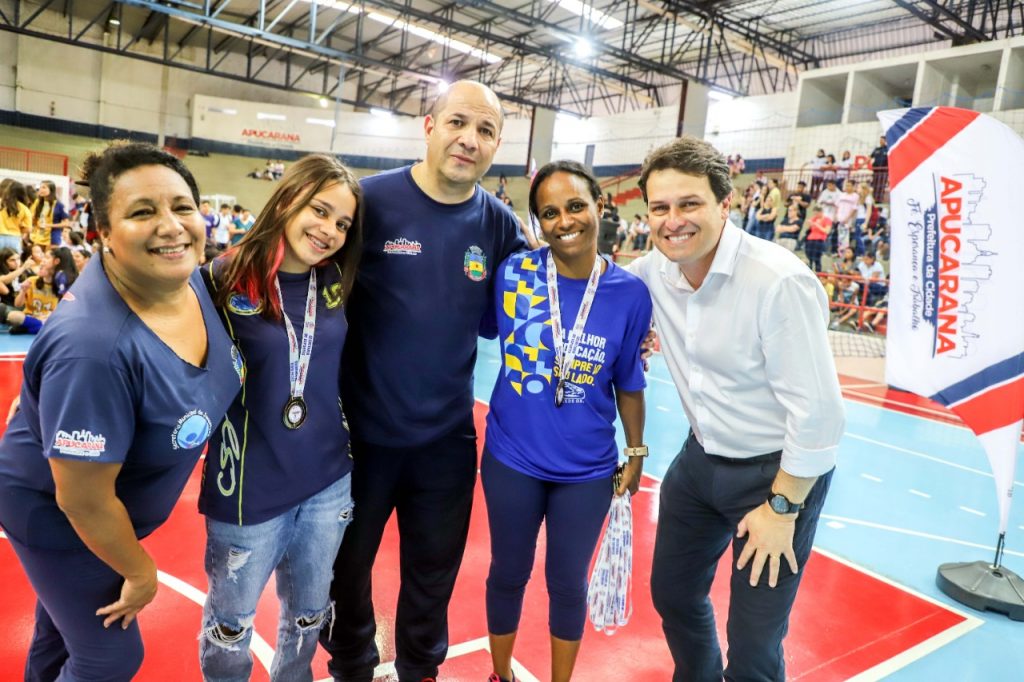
[71,247,91,273]
[775,203,802,252]
[857,251,887,306]
[1,247,77,334]
[0,248,32,306]
[830,247,862,329]
[863,288,888,333]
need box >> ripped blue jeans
[199,474,354,682]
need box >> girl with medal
[482,161,653,682]
[199,154,363,681]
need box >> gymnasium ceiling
[2,0,1022,116]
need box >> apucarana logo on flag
[880,106,1024,535]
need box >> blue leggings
[8,536,144,681]
[481,448,612,641]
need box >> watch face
[769,494,791,514]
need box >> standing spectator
[482,160,651,682]
[29,181,69,248]
[804,206,832,273]
[821,154,837,188]
[744,181,764,235]
[808,149,827,196]
[870,136,888,203]
[834,181,859,255]
[817,178,840,222]
[787,180,811,223]
[628,135,842,682]
[319,80,529,682]
[836,150,853,186]
[853,182,874,256]
[0,142,240,681]
[199,200,220,242]
[229,207,254,245]
[215,203,232,250]
[767,178,782,214]
[0,181,32,252]
[755,194,777,241]
[775,203,802,252]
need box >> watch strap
[623,445,649,458]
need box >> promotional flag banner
[879,107,1024,534]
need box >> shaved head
[429,80,505,131]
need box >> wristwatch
[766,491,803,515]
[623,445,649,458]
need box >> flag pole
[992,532,1005,569]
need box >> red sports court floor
[0,349,980,681]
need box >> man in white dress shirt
[627,136,845,682]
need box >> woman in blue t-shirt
[483,161,652,682]
[198,153,363,681]
[0,142,241,681]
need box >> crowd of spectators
[0,178,96,334]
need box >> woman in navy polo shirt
[0,142,241,681]
[198,154,362,681]
[483,161,652,682]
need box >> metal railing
[0,146,69,176]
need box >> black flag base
[936,561,1024,621]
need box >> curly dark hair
[79,141,200,231]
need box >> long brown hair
[214,154,363,321]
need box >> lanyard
[274,270,317,402]
[588,491,633,634]
[545,248,602,406]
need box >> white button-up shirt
[628,221,844,477]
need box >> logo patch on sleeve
[53,430,106,457]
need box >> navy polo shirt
[342,166,526,448]
[0,258,242,550]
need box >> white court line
[0,532,276,672]
[845,433,1024,487]
[958,506,985,517]
[656,405,671,412]
[841,382,888,389]
[860,473,883,483]
[819,514,1024,558]
[909,489,932,499]
[648,375,675,386]
[156,571,275,674]
[814,549,984,682]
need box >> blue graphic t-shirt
[343,166,526,448]
[200,261,351,525]
[485,248,652,482]
[0,258,242,550]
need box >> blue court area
[473,339,1024,680]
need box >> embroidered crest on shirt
[322,282,343,309]
[383,238,422,256]
[227,292,262,316]
[171,410,212,450]
[464,245,487,282]
[53,429,106,457]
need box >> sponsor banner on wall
[880,106,1024,533]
